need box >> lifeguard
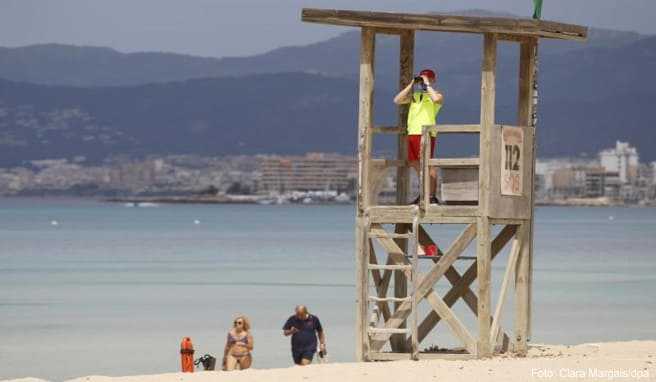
[393,68,444,204]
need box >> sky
[1,0,654,58]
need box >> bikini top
[227,332,249,346]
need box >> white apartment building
[599,141,639,183]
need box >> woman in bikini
[223,315,254,371]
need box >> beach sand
[7,341,656,382]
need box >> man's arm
[426,84,444,104]
[315,317,326,351]
[283,318,299,337]
[283,327,298,336]
[393,82,414,105]
[422,75,443,104]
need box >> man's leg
[408,161,419,204]
[299,350,314,366]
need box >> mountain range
[0,11,654,165]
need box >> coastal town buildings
[0,141,654,205]
[256,153,356,194]
[599,141,639,183]
[536,141,653,204]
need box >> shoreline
[1,195,654,208]
[7,341,655,382]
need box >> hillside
[0,28,643,87]
[1,33,655,166]
[0,74,392,165]
[0,13,655,164]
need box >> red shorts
[407,135,436,162]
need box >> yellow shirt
[407,92,442,136]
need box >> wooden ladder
[365,215,421,358]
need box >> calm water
[0,198,655,380]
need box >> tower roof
[302,9,587,41]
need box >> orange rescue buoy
[180,337,195,372]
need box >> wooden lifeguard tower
[302,9,587,360]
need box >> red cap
[419,69,436,80]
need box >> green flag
[533,0,543,19]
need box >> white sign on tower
[501,126,524,196]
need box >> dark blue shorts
[292,349,315,364]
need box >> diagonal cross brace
[414,225,518,345]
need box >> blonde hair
[233,315,251,331]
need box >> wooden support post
[355,216,369,361]
[420,127,431,212]
[355,27,376,362]
[514,221,531,355]
[357,28,375,213]
[476,216,492,357]
[410,216,419,359]
[490,224,522,347]
[397,30,414,206]
[479,33,496,216]
[477,33,497,358]
[392,30,414,353]
[515,38,537,356]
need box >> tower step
[368,296,412,303]
[368,327,411,335]
[368,227,413,239]
[367,264,412,271]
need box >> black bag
[194,354,217,371]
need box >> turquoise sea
[1,198,655,380]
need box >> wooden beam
[429,158,480,168]
[497,33,531,43]
[397,30,413,206]
[355,27,375,362]
[425,291,477,354]
[432,124,481,134]
[371,126,404,134]
[301,9,588,41]
[391,31,414,352]
[415,224,517,343]
[391,30,414,353]
[490,225,522,345]
[366,205,479,223]
[369,352,476,361]
[476,216,492,357]
[514,221,531,355]
[476,34,497,359]
[357,28,375,212]
[479,33,497,217]
[370,223,477,349]
[370,159,406,168]
[515,38,537,356]
[410,217,420,359]
[355,216,369,361]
